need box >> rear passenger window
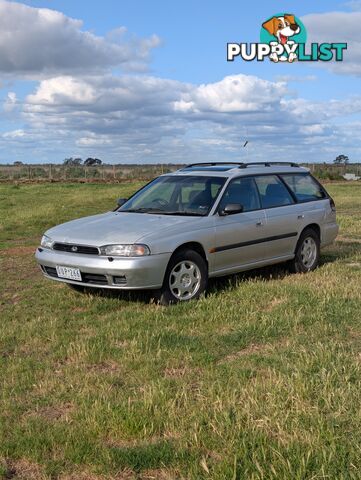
[254,175,294,209]
[281,174,326,202]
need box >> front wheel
[289,228,320,273]
[155,249,208,305]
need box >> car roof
[168,162,309,179]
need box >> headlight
[41,235,53,249]
[100,244,150,257]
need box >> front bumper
[35,247,171,290]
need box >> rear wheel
[290,228,320,273]
[155,249,208,305]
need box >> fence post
[49,164,52,181]
[28,165,31,181]
[113,165,116,180]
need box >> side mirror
[117,198,127,207]
[219,203,244,216]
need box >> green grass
[0,182,360,479]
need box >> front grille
[82,273,108,285]
[43,266,108,285]
[53,243,99,255]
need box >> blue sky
[0,0,360,163]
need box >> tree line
[63,157,102,166]
[11,155,351,166]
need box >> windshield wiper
[121,207,206,216]
[159,211,206,217]
[121,207,165,213]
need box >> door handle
[256,221,264,226]
[297,214,305,219]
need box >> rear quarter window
[281,174,326,202]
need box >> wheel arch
[301,223,321,239]
[171,241,209,267]
[295,223,321,253]
[157,241,209,302]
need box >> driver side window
[219,177,260,212]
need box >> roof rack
[238,162,299,168]
[183,162,246,168]
[182,161,299,169]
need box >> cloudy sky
[0,0,360,164]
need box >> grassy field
[0,181,360,479]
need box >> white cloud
[3,128,25,138]
[302,11,361,75]
[27,77,98,106]
[76,133,112,147]
[0,0,160,75]
[174,75,288,113]
[3,91,17,111]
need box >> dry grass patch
[0,245,37,257]
[59,470,136,480]
[114,340,130,349]
[163,366,202,379]
[219,344,270,363]
[87,360,122,375]
[25,402,74,422]
[71,306,90,313]
[139,469,180,480]
[337,236,361,244]
[218,339,289,364]
[105,432,179,450]
[2,458,47,480]
[262,296,287,312]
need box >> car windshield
[119,175,226,216]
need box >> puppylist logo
[227,13,347,63]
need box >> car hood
[45,211,199,246]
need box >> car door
[253,175,298,259]
[213,176,267,273]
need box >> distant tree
[63,157,82,166]
[84,157,102,166]
[334,154,349,165]
[13,161,23,166]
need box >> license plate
[56,265,82,281]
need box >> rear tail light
[329,197,336,212]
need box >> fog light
[113,275,127,285]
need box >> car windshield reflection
[119,175,226,216]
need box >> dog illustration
[262,14,300,63]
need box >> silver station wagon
[36,162,338,304]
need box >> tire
[289,228,320,273]
[155,249,208,305]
